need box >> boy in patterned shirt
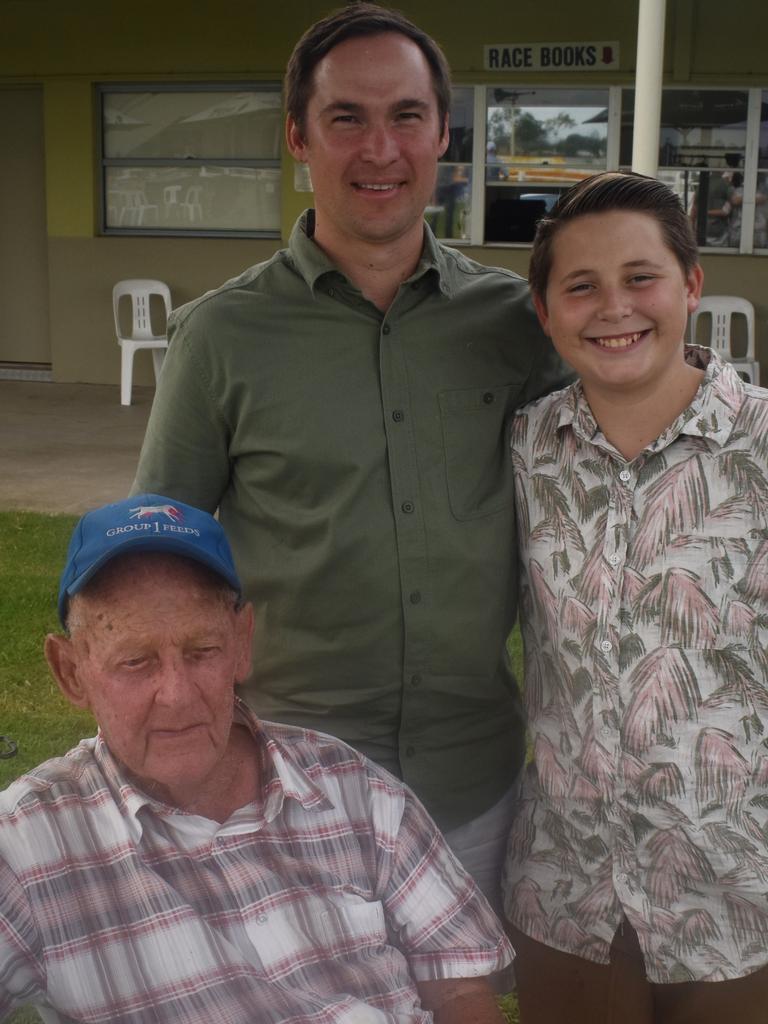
[503,171,768,1023]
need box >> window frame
[97,82,282,239]
[446,83,767,254]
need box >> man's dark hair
[528,171,699,301]
[284,2,451,139]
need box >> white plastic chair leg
[120,346,134,406]
[740,361,761,385]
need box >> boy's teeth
[594,332,642,349]
[359,183,395,190]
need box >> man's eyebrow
[318,101,364,117]
[392,98,431,112]
[318,98,431,117]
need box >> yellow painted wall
[0,0,766,383]
[48,236,280,384]
[44,81,95,237]
[7,0,767,248]
[4,1,765,84]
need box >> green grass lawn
[1,511,87,1023]
[0,509,520,1023]
[0,511,93,792]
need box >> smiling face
[286,31,449,255]
[533,209,703,406]
[45,554,254,810]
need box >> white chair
[690,295,760,385]
[180,185,203,223]
[112,279,172,406]
[116,189,159,226]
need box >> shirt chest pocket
[244,892,387,979]
[439,383,523,521]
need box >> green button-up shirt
[133,212,571,829]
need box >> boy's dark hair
[284,2,451,139]
[528,171,699,301]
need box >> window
[621,88,753,252]
[427,87,474,241]
[484,86,608,242]
[755,92,768,250]
[430,84,766,254]
[99,85,281,236]
[429,86,609,246]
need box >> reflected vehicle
[520,192,559,212]
[485,188,561,242]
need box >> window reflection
[484,87,607,243]
[427,164,472,241]
[620,89,748,170]
[486,87,607,173]
[756,94,768,249]
[620,89,750,249]
[104,166,280,232]
[430,87,473,240]
[442,86,474,163]
[101,86,281,236]
[754,173,768,249]
[103,91,282,160]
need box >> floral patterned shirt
[504,347,768,983]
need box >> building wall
[47,237,279,384]
[1,0,766,384]
[0,87,50,364]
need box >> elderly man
[132,3,571,906]
[0,495,511,1024]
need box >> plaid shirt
[504,349,768,983]
[0,701,510,1023]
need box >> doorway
[0,87,51,370]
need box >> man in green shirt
[132,3,570,905]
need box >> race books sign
[484,42,620,72]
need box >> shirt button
[401,501,414,513]
[410,674,422,687]
[405,746,416,757]
[609,553,621,566]
[327,287,335,297]
[619,469,632,483]
[392,409,404,422]
[600,639,613,653]
[409,590,421,604]
[483,391,495,404]
[382,324,391,335]
[256,914,268,925]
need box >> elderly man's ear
[44,633,91,711]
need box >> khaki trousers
[507,918,768,1024]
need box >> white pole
[632,0,666,176]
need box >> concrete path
[1,381,153,515]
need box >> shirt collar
[287,209,448,299]
[558,347,746,454]
[93,697,333,840]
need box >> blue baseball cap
[57,494,242,626]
